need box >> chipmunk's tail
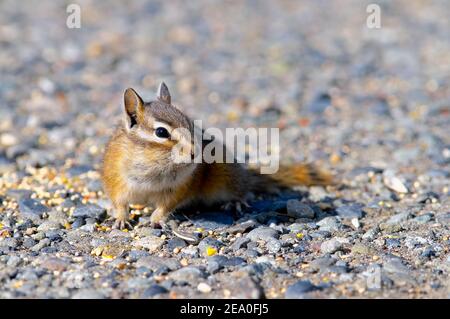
[249,163,334,192]
[271,163,333,186]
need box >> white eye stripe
[136,128,155,141]
[135,123,173,143]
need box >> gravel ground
[0,0,449,299]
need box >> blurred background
[0,0,449,175]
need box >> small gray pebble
[286,200,315,219]
[336,204,363,219]
[285,280,318,298]
[141,285,168,298]
[247,227,279,242]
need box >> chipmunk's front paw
[150,208,168,228]
[112,218,132,230]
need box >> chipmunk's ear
[156,82,171,104]
[124,88,144,129]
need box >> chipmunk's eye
[155,127,170,139]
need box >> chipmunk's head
[122,83,197,174]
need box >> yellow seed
[180,258,189,266]
[13,280,24,289]
[226,111,239,122]
[296,233,304,239]
[330,153,341,164]
[102,254,115,261]
[0,229,11,238]
[206,247,217,256]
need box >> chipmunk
[101,82,333,229]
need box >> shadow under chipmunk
[154,187,349,239]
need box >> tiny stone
[336,204,363,219]
[166,238,187,251]
[41,257,69,272]
[309,230,331,239]
[79,224,96,232]
[136,266,152,277]
[19,199,49,221]
[266,239,281,253]
[383,256,410,274]
[231,237,250,251]
[71,218,85,229]
[132,236,165,253]
[387,212,411,224]
[309,256,336,272]
[436,213,450,225]
[246,227,279,242]
[169,266,205,282]
[72,204,106,221]
[383,171,408,193]
[287,223,307,233]
[412,213,433,224]
[385,238,401,249]
[127,250,150,262]
[379,223,403,233]
[180,246,199,258]
[31,238,50,252]
[351,243,375,255]
[7,255,22,267]
[0,238,19,249]
[316,217,341,232]
[420,247,436,260]
[362,227,379,240]
[135,256,180,271]
[286,200,315,219]
[72,289,105,299]
[142,285,168,298]
[6,189,33,201]
[197,282,212,293]
[22,237,36,248]
[227,220,258,234]
[37,221,62,232]
[351,218,360,229]
[320,238,343,254]
[365,264,382,290]
[285,280,318,298]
